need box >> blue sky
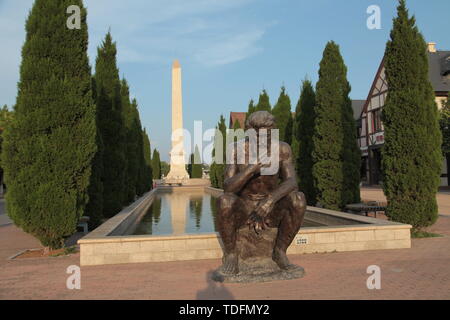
[1,0,450,161]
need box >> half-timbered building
[358,42,450,186]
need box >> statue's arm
[268,143,298,204]
[223,143,259,193]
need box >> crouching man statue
[213,111,307,283]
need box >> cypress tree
[246,99,256,118]
[1,0,97,248]
[285,114,293,146]
[99,33,126,203]
[142,129,153,190]
[0,106,13,197]
[272,86,292,143]
[382,0,442,230]
[192,145,203,178]
[94,32,127,217]
[255,90,271,112]
[312,41,359,210]
[152,149,161,179]
[121,79,141,203]
[85,76,104,228]
[440,94,450,155]
[188,153,194,177]
[211,115,227,188]
[295,80,317,205]
[130,99,148,196]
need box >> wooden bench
[345,202,386,218]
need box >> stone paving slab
[1,216,449,300]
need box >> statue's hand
[246,212,268,234]
[255,198,275,218]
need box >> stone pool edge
[78,186,412,266]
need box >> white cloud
[0,0,269,105]
[84,0,268,67]
[194,29,265,66]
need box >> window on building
[372,109,382,132]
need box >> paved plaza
[0,189,449,300]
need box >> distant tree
[141,129,153,190]
[255,89,271,112]
[160,161,170,177]
[440,94,450,155]
[285,113,293,146]
[233,119,241,130]
[272,86,292,143]
[1,0,97,248]
[94,32,127,217]
[295,80,317,205]
[0,105,13,166]
[382,0,442,230]
[191,145,203,178]
[246,99,256,118]
[312,41,360,210]
[210,115,227,188]
[0,105,13,196]
[121,79,138,203]
[152,149,161,179]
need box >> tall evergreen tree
[285,113,293,146]
[382,0,442,230]
[295,80,317,205]
[141,129,153,190]
[94,32,127,217]
[85,76,104,228]
[210,115,227,188]
[130,99,148,196]
[272,86,292,143]
[121,79,144,203]
[246,99,256,118]
[440,93,450,156]
[152,149,161,179]
[1,0,97,248]
[255,89,271,112]
[0,105,13,197]
[312,41,360,210]
[191,145,203,178]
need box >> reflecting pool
[132,189,324,236]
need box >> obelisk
[166,60,189,184]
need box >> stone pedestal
[212,227,305,283]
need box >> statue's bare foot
[222,252,239,275]
[272,247,291,270]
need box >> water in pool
[132,189,323,236]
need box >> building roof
[428,50,450,94]
[351,100,365,121]
[229,112,246,128]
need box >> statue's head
[245,111,277,131]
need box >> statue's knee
[218,193,237,213]
[290,191,306,211]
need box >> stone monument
[165,60,190,185]
[213,111,307,283]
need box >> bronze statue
[215,111,306,281]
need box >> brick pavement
[1,216,449,300]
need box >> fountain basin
[78,186,411,266]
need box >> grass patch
[411,231,443,238]
[50,246,78,257]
